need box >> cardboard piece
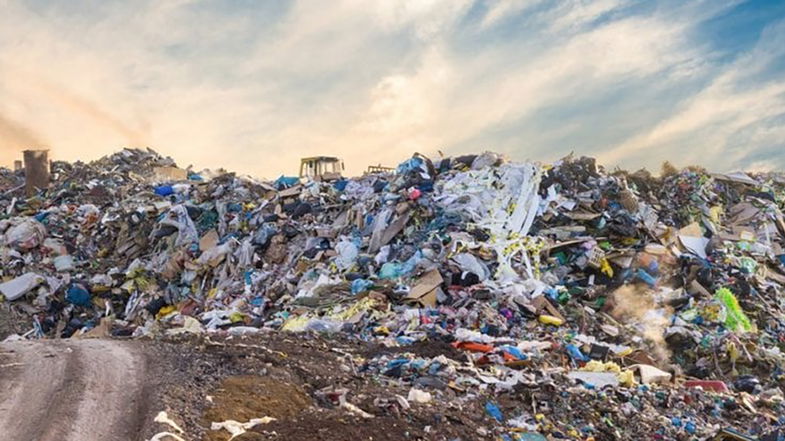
[630,364,672,384]
[404,269,443,307]
[713,172,757,185]
[728,203,761,226]
[200,230,220,252]
[154,166,188,181]
[565,211,602,221]
[712,428,759,441]
[678,230,709,259]
[380,212,411,248]
[278,185,302,199]
[623,350,658,366]
[530,296,565,321]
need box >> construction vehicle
[366,164,395,174]
[299,156,344,181]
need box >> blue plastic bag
[154,185,174,196]
[274,176,300,190]
[66,284,91,307]
[333,179,348,191]
[351,278,374,294]
[485,401,504,422]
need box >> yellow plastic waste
[282,315,309,331]
[727,341,739,363]
[583,360,618,372]
[581,360,635,387]
[330,297,378,321]
[709,205,723,224]
[600,258,614,277]
[374,326,390,335]
[156,305,176,319]
[617,369,635,387]
[538,314,564,326]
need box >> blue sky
[1,0,784,177]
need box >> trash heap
[1,149,785,439]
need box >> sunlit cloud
[0,0,783,177]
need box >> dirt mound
[203,376,312,441]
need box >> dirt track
[0,339,147,441]
[0,334,483,441]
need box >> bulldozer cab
[299,156,344,181]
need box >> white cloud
[549,0,623,32]
[479,0,545,29]
[0,0,782,177]
[598,19,785,171]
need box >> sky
[1,0,785,178]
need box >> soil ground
[1,331,487,441]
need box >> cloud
[479,0,545,29]
[598,17,785,170]
[0,0,782,177]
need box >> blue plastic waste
[333,179,348,191]
[154,185,174,196]
[351,278,374,294]
[385,359,409,371]
[66,284,91,307]
[397,157,424,174]
[396,336,415,346]
[636,268,657,287]
[566,344,590,362]
[274,176,300,190]
[485,401,504,422]
[378,252,422,280]
[500,346,527,360]
[518,434,547,441]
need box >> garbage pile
[1,148,785,439]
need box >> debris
[0,148,782,438]
[567,371,620,388]
[0,273,44,301]
[407,389,432,404]
[211,417,276,439]
[630,364,672,384]
[154,411,184,434]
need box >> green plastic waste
[715,287,753,333]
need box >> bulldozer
[299,156,344,181]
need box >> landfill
[1,148,785,440]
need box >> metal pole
[23,149,50,197]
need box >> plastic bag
[334,239,359,271]
[452,253,490,281]
[4,219,47,250]
[159,205,198,247]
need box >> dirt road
[0,339,148,441]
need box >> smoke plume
[609,284,673,363]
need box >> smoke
[609,284,673,363]
[0,113,47,150]
[31,77,149,147]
